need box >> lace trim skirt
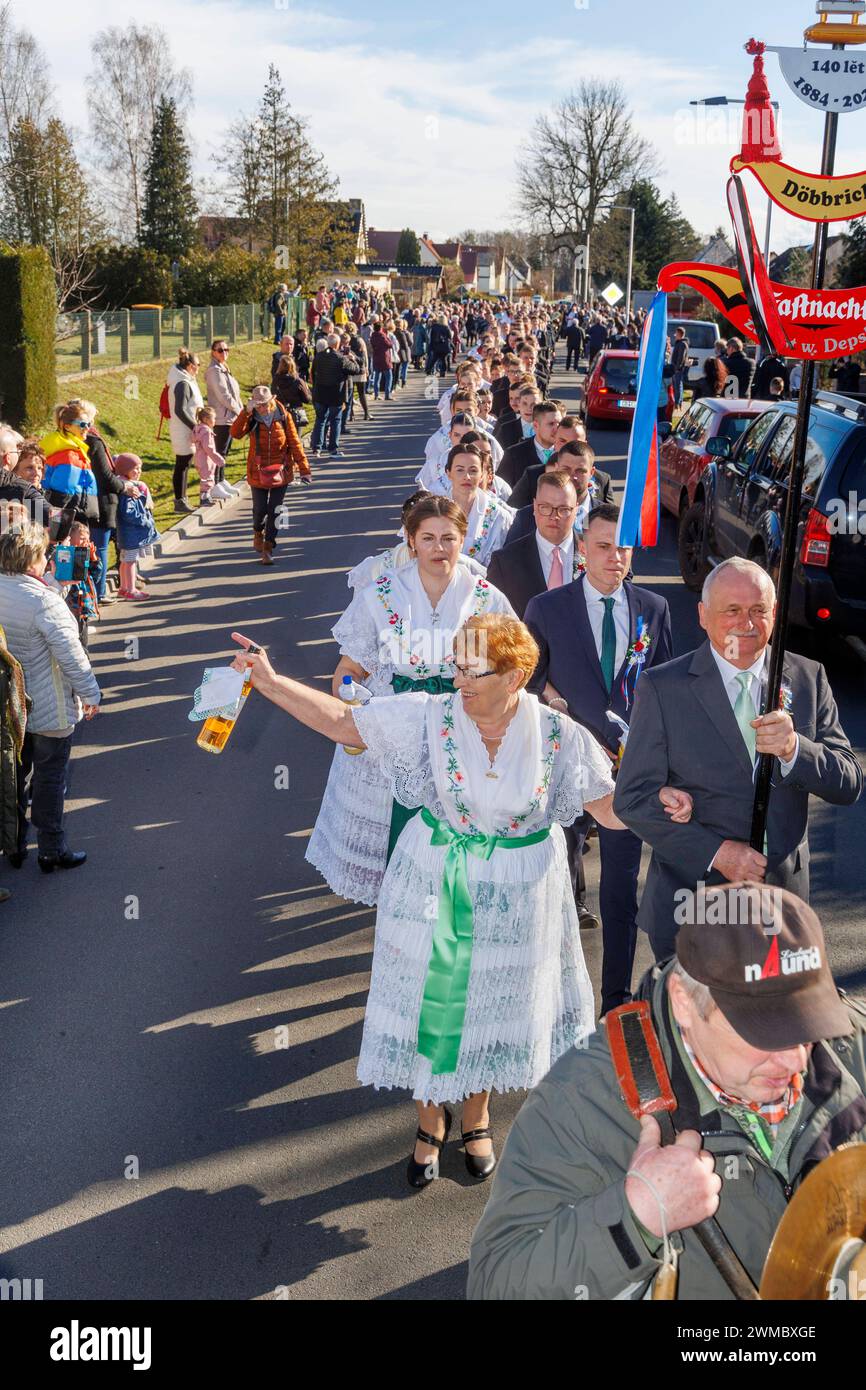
[356,819,595,1104]
[305,741,393,906]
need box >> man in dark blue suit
[525,503,673,1014]
[504,440,613,548]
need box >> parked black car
[677,391,866,638]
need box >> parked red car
[581,350,674,425]
[660,397,770,520]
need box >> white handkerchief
[189,666,246,722]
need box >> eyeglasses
[536,503,576,519]
[73,420,90,429]
[215,346,229,353]
[452,664,497,683]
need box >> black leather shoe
[406,1106,452,1188]
[461,1126,497,1181]
[6,850,27,868]
[38,850,87,874]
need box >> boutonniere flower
[779,685,793,715]
[621,618,652,709]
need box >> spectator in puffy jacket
[40,404,99,526]
[68,399,136,603]
[231,384,311,564]
[0,521,100,873]
[166,348,204,514]
[0,435,49,532]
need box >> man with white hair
[310,333,360,457]
[613,557,862,961]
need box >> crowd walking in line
[3,287,865,1304]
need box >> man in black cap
[468,884,866,1300]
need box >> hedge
[0,243,57,432]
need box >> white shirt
[535,531,575,586]
[582,577,630,674]
[709,646,798,774]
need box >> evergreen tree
[139,96,197,258]
[396,228,421,264]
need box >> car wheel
[678,502,711,591]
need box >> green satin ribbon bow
[391,673,456,695]
[418,807,550,1075]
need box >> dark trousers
[17,731,74,855]
[173,454,192,500]
[355,382,370,419]
[213,424,233,484]
[274,314,286,343]
[563,815,589,902]
[311,403,342,453]
[251,485,288,546]
[566,346,581,370]
[597,824,643,1014]
[89,524,112,601]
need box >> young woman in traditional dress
[305,498,514,906]
[446,444,514,567]
[233,615,692,1188]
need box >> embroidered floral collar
[439,694,561,837]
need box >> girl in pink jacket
[191,407,233,504]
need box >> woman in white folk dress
[233,615,693,1189]
[346,490,487,593]
[305,497,514,906]
[447,444,514,568]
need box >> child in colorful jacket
[114,454,158,601]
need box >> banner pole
[750,45,841,852]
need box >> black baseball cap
[676,883,853,1050]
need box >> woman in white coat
[166,348,204,514]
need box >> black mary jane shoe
[406,1107,452,1189]
[461,1126,497,1181]
[38,850,87,874]
[6,850,27,868]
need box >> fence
[55,297,308,379]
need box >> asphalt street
[2,359,864,1302]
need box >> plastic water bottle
[339,675,365,755]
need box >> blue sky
[21,0,866,271]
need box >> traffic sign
[601,282,623,306]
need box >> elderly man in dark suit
[614,557,862,962]
[526,503,673,1013]
[498,400,561,489]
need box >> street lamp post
[610,205,636,316]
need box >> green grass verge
[47,340,287,539]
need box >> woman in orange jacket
[230,385,311,566]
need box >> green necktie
[600,595,617,694]
[734,671,757,762]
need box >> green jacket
[467,960,866,1301]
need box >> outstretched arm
[231,632,364,748]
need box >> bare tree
[0,4,52,149]
[213,115,264,251]
[516,80,658,295]
[87,23,192,242]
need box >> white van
[667,318,722,383]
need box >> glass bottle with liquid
[197,673,253,754]
[339,675,365,755]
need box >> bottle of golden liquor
[197,673,253,754]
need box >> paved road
[1,361,864,1302]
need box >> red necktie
[548,546,564,590]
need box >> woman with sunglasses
[233,615,694,1188]
[305,495,514,908]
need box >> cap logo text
[744,940,821,983]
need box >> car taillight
[597,377,608,394]
[800,508,831,568]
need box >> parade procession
[2,0,866,1362]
